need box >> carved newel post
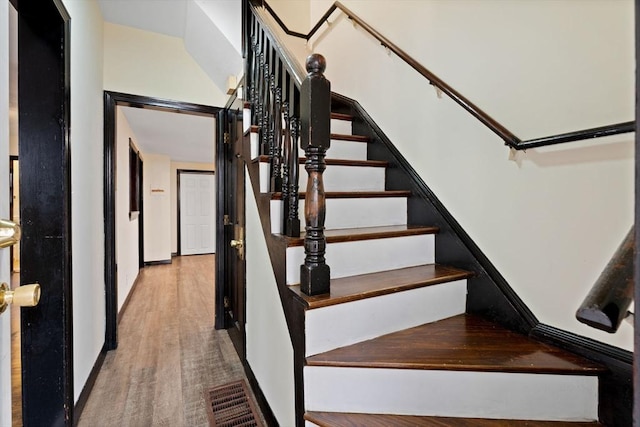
[300,53,331,296]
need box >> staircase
[245,102,608,426]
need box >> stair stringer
[330,92,632,426]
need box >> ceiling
[120,107,216,164]
[97,0,241,163]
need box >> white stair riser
[299,139,367,161]
[243,108,251,133]
[331,118,353,135]
[270,198,407,234]
[305,280,466,356]
[260,162,386,193]
[299,165,385,192]
[304,368,599,421]
[286,234,434,285]
[250,131,259,160]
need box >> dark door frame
[15,0,73,425]
[103,91,220,349]
[176,169,216,256]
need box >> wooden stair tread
[256,155,386,167]
[306,314,606,375]
[305,412,602,427]
[286,225,439,247]
[331,133,369,142]
[289,264,473,309]
[271,190,411,200]
[331,112,354,121]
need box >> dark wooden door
[222,109,246,358]
[17,1,73,425]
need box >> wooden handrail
[262,0,634,150]
[576,226,634,333]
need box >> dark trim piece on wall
[144,259,172,266]
[176,169,215,256]
[103,91,221,350]
[243,358,278,426]
[117,274,142,324]
[73,345,107,425]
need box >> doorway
[178,171,216,256]
[103,92,220,349]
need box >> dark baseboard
[144,259,172,266]
[171,252,178,257]
[243,359,279,427]
[117,272,141,324]
[531,324,632,427]
[73,344,108,425]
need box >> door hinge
[223,214,231,226]
[223,132,230,144]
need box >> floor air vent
[205,380,263,427]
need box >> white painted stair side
[298,165,385,192]
[260,161,386,193]
[305,279,467,356]
[331,118,353,135]
[304,367,599,422]
[286,234,434,285]
[299,138,368,161]
[270,197,407,234]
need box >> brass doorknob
[230,239,244,249]
[0,282,41,314]
[0,219,21,249]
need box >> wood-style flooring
[78,255,262,427]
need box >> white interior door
[180,172,216,255]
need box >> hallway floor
[78,255,263,426]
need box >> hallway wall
[103,22,227,107]
[60,0,107,402]
[306,0,633,350]
[143,154,172,263]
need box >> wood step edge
[289,264,474,309]
[286,225,439,247]
[256,155,387,167]
[331,112,354,121]
[305,412,603,427]
[331,133,369,142]
[306,314,607,375]
[271,190,411,200]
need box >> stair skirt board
[285,234,435,285]
[305,279,467,356]
[259,161,386,193]
[331,118,353,135]
[270,198,407,234]
[304,367,598,422]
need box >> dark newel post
[287,117,300,237]
[299,54,331,295]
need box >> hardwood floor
[78,255,261,427]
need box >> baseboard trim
[243,359,279,427]
[531,323,632,426]
[117,272,141,324]
[144,259,172,266]
[171,252,178,257]
[73,344,107,425]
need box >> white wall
[61,0,107,402]
[143,153,172,262]
[266,0,310,34]
[245,170,295,426]
[170,161,215,254]
[305,0,633,349]
[103,22,228,107]
[115,108,141,310]
[0,1,11,424]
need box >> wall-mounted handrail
[262,0,634,150]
